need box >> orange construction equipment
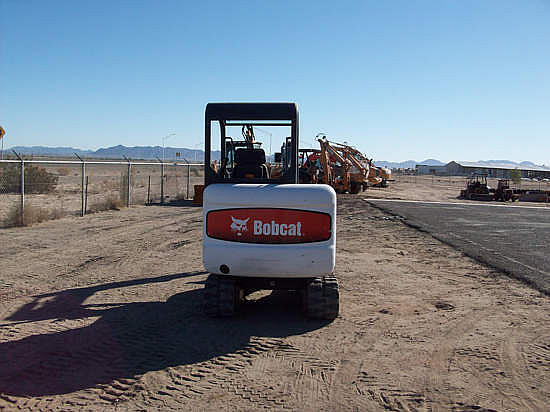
[340,147,370,193]
[331,142,391,188]
[317,138,348,193]
[295,137,389,192]
[298,148,322,184]
[316,138,370,194]
[324,139,373,193]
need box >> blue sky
[1,0,549,163]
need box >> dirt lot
[1,192,550,411]
[368,175,550,207]
[367,199,550,295]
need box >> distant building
[446,161,550,178]
[416,161,550,178]
[415,164,447,175]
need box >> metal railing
[0,153,203,227]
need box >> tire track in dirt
[127,336,348,411]
[3,199,550,410]
[156,341,322,408]
[335,328,432,411]
[498,331,550,411]
[0,207,204,306]
[1,288,315,410]
[336,198,515,412]
[124,337,289,410]
[1,284,195,409]
[1,206,201,264]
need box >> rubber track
[305,277,339,320]
[204,274,236,317]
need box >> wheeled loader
[202,103,339,319]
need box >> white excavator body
[203,183,336,278]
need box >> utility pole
[193,142,203,162]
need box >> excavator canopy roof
[206,103,298,121]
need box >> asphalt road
[366,199,550,295]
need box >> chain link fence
[393,173,467,187]
[0,158,203,228]
[394,171,550,191]
[392,171,550,205]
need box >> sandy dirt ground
[1,193,549,411]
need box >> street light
[162,133,176,162]
[254,127,273,159]
[193,142,203,162]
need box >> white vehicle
[202,103,339,319]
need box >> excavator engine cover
[203,183,336,278]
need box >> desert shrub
[0,164,58,194]
[57,167,70,176]
[89,195,121,213]
[2,204,51,228]
[0,164,19,193]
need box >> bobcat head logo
[230,217,249,236]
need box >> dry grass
[88,196,122,214]
[57,167,70,176]
[1,195,123,228]
[3,204,53,228]
[50,207,67,220]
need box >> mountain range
[8,145,217,161]
[374,159,445,169]
[5,145,547,169]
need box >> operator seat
[233,148,268,178]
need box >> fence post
[147,175,151,204]
[124,156,131,207]
[160,159,165,204]
[21,160,24,225]
[85,176,89,214]
[187,163,191,200]
[75,153,85,217]
[12,150,24,225]
[184,159,190,200]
